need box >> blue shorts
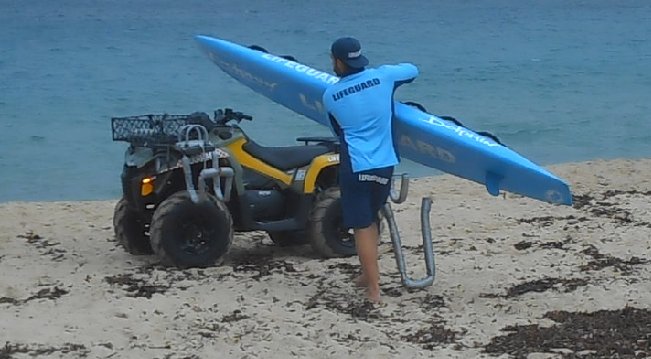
[339,165,394,229]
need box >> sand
[1,158,650,358]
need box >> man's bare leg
[354,222,380,303]
[354,272,367,287]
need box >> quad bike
[111,108,365,267]
[111,108,436,288]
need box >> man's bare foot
[366,285,381,304]
[354,274,368,287]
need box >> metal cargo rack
[111,114,193,147]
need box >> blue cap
[331,37,369,69]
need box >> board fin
[485,171,502,196]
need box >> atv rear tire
[113,198,153,255]
[267,231,308,247]
[308,187,357,258]
[150,191,233,268]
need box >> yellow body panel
[304,154,339,193]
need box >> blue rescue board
[195,35,572,206]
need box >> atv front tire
[113,198,153,255]
[150,191,233,268]
[308,187,357,258]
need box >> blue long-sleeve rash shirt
[323,63,419,173]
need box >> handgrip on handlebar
[213,108,253,125]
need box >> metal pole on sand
[383,174,435,288]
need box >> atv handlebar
[214,108,252,126]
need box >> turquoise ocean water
[1,0,650,202]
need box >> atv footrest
[253,218,303,232]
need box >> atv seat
[243,140,331,170]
